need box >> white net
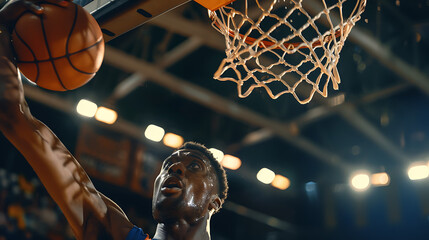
[210,0,366,104]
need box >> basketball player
[0,1,228,239]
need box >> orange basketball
[11,2,104,91]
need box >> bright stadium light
[371,172,390,186]
[257,168,275,184]
[163,133,184,148]
[221,154,241,170]
[350,172,370,191]
[95,106,118,124]
[144,124,165,142]
[209,148,224,162]
[408,163,429,180]
[76,99,97,117]
[271,175,290,190]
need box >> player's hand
[0,0,72,30]
[0,0,72,124]
[0,0,73,66]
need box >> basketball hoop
[197,0,366,104]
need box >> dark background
[2,0,429,239]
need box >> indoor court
[1,0,429,239]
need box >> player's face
[152,149,219,223]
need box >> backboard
[75,0,191,42]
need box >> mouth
[160,177,183,195]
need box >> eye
[188,161,202,171]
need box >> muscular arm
[0,27,133,240]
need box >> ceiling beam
[348,27,429,94]
[241,83,409,147]
[291,83,409,129]
[103,46,353,171]
[301,0,429,95]
[157,36,203,68]
[107,36,204,102]
[338,105,409,163]
[107,73,146,103]
[23,85,147,140]
[149,13,225,51]
[224,201,297,233]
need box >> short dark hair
[178,142,228,209]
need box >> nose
[168,162,185,176]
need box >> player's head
[152,142,228,224]
[177,142,228,206]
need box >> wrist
[0,24,13,61]
[0,0,11,29]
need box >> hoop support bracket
[194,0,236,11]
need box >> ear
[209,195,222,213]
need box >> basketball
[11,2,104,91]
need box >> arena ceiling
[6,0,429,239]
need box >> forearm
[1,103,108,239]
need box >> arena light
[221,154,241,170]
[95,106,117,124]
[209,148,224,163]
[371,172,390,186]
[257,168,275,184]
[76,99,97,117]
[305,182,317,192]
[163,133,184,148]
[408,163,429,180]
[350,172,370,191]
[271,174,290,190]
[144,124,165,142]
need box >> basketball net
[208,0,366,104]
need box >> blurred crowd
[0,169,75,240]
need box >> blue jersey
[126,226,151,240]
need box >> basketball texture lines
[12,2,104,91]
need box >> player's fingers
[49,0,71,7]
[20,0,72,15]
[58,0,71,7]
[21,1,44,15]
[35,0,72,7]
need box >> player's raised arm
[0,1,133,239]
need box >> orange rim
[213,21,344,50]
[210,0,366,50]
